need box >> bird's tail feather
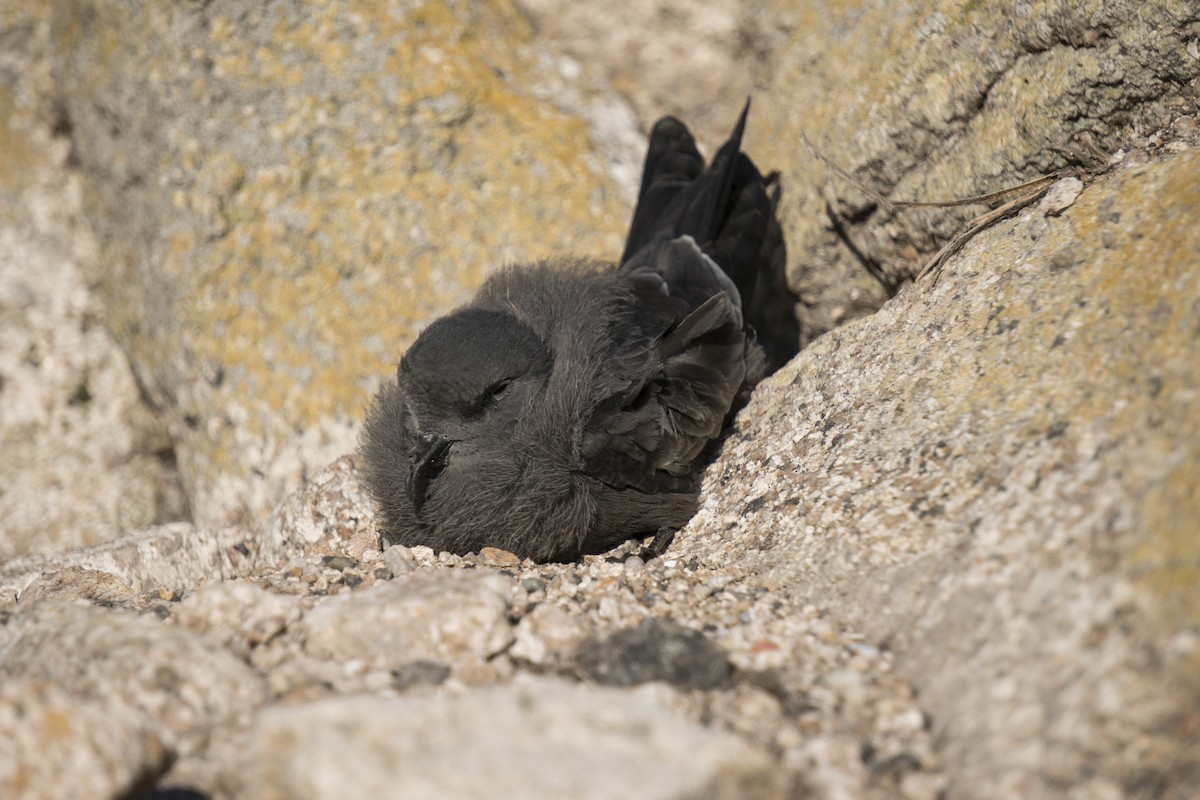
[619,99,798,372]
[620,99,750,264]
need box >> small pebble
[409,546,435,565]
[383,546,416,578]
[479,547,521,567]
[392,660,451,691]
[520,576,546,593]
[322,556,357,571]
[577,618,733,691]
[1039,176,1083,216]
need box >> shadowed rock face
[1,1,1198,799]
[751,0,1200,345]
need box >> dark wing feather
[621,98,798,374]
[664,100,749,248]
[581,241,746,494]
[619,99,750,267]
[620,117,706,264]
[580,104,769,496]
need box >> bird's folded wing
[580,280,746,494]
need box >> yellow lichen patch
[0,0,49,29]
[1133,453,1200,665]
[0,86,43,193]
[37,708,73,748]
[1114,156,1200,659]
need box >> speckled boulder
[300,569,515,681]
[679,150,1200,799]
[0,4,188,559]
[0,600,270,757]
[49,0,633,527]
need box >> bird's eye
[470,379,513,413]
[467,379,515,416]
[487,379,512,402]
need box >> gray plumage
[360,100,797,562]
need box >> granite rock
[300,569,515,681]
[514,0,774,145]
[171,579,304,657]
[0,600,270,757]
[676,149,1200,798]
[510,601,585,666]
[0,2,187,559]
[266,454,381,561]
[0,456,382,604]
[0,679,170,800]
[17,566,137,606]
[0,522,272,603]
[0,2,1196,799]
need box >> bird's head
[396,309,551,513]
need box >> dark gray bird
[360,100,797,562]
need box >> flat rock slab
[300,569,515,678]
[228,675,786,800]
[0,522,275,602]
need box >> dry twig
[803,133,1082,285]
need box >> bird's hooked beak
[407,432,452,516]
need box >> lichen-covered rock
[752,0,1200,343]
[48,0,633,529]
[0,600,270,757]
[1,3,1196,799]
[0,679,170,800]
[678,149,1200,798]
[225,675,786,800]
